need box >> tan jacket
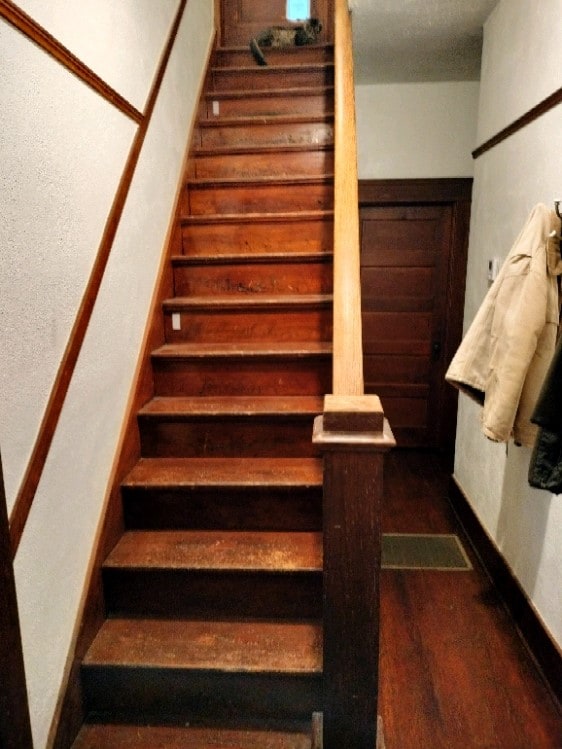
[446,203,562,447]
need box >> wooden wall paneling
[8,0,188,558]
[0,0,142,123]
[0,450,33,749]
[359,179,471,454]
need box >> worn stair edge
[186,174,334,188]
[138,395,324,418]
[182,210,333,226]
[205,85,334,101]
[83,619,322,673]
[212,63,334,74]
[216,43,334,52]
[152,341,331,358]
[162,294,333,312]
[192,142,334,157]
[198,113,334,129]
[172,251,333,266]
[72,722,314,748]
[121,457,323,489]
[103,530,323,572]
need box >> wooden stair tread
[152,341,332,358]
[193,143,334,157]
[198,113,333,128]
[212,62,334,73]
[187,174,334,188]
[171,251,332,266]
[206,85,333,100]
[139,395,323,417]
[217,43,333,52]
[163,294,332,310]
[104,530,323,572]
[83,618,322,673]
[73,723,312,748]
[122,457,323,489]
[182,210,333,225]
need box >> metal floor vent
[381,533,472,571]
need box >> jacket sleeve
[481,243,550,445]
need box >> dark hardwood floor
[379,450,562,749]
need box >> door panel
[222,0,333,44]
[360,204,453,447]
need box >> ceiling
[349,0,499,84]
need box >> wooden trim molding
[8,0,188,557]
[0,450,33,749]
[359,177,473,204]
[0,0,143,123]
[472,86,562,159]
[448,475,562,706]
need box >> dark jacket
[529,334,562,493]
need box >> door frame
[359,178,472,455]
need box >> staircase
[71,25,335,749]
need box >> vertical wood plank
[0,451,33,748]
[314,404,394,749]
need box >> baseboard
[447,475,562,708]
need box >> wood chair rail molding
[0,0,143,123]
[8,0,188,557]
[332,0,363,396]
[472,85,562,159]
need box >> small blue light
[286,0,310,21]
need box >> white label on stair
[171,313,181,330]
[212,100,220,116]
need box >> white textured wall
[477,0,562,145]
[355,81,480,179]
[16,0,179,111]
[0,1,214,746]
[454,0,562,648]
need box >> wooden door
[221,0,333,45]
[360,181,471,450]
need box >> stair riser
[163,308,332,344]
[185,183,333,215]
[103,569,322,619]
[173,259,333,296]
[190,149,334,179]
[139,418,320,458]
[197,121,333,149]
[182,217,333,255]
[204,91,333,118]
[215,48,333,67]
[122,487,323,532]
[212,67,334,91]
[152,357,331,397]
[82,667,322,722]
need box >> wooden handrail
[318,5,395,746]
[332,0,363,396]
[0,0,143,123]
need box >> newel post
[313,395,395,749]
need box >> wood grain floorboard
[379,450,562,749]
